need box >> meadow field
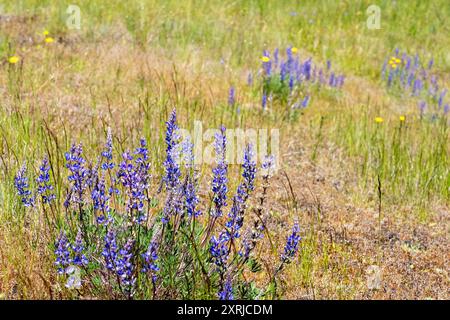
[0,0,448,300]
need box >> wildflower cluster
[54,231,88,275]
[13,109,300,300]
[382,49,449,117]
[250,47,345,110]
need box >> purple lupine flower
[36,157,55,204]
[414,54,419,68]
[71,230,88,266]
[115,239,136,291]
[281,223,301,263]
[329,72,336,87]
[438,90,447,108]
[86,161,99,190]
[161,110,184,223]
[54,232,71,274]
[102,229,118,271]
[92,173,110,217]
[211,126,228,217]
[225,185,246,240]
[225,144,256,240]
[413,79,422,96]
[181,137,194,168]
[242,144,256,193]
[135,137,151,190]
[14,163,34,207]
[428,58,434,70]
[163,109,181,190]
[103,231,135,294]
[289,75,294,92]
[279,62,286,82]
[162,186,183,224]
[286,47,294,71]
[185,177,201,218]
[64,143,88,208]
[261,155,276,178]
[218,277,234,300]
[444,104,449,114]
[326,60,331,71]
[301,95,310,108]
[338,75,345,87]
[101,128,114,170]
[228,86,235,106]
[209,233,229,272]
[142,242,159,283]
[303,58,312,80]
[405,57,411,70]
[118,152,146,222]
[262,92,267,109]
[406,72,414,87]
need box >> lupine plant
[13,109,300,300]
[381,49,450,118]
[250,47,345,110]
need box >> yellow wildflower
[291,47,298,54]
[43,30,49,36]
[399,115,405,122]
[261,56,270,63]
[375,117,384,123]
[45,37,54,43]
[391,63,397,69]
[8,56,20,64]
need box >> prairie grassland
[0,0,449,299]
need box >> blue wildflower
[36,157,55,204]
[281,223,301,263]
[118,152,147,224]
[116,239,136,291]
[218,277,234,300]
[64,143,88,208]
[102,229,118,271]
[142,242,159,283]
[210,233,229,273]
[301,95,310,108]
[163,109,181,190]
[242,144,256,193]
[92,173,110,214]
[185,177,201,218]
[14,163,34,207]
[71,230,88,266]
[135,138,150,183]
[211,126,228,217]
[225,144,257,240]
[54,232,71,274]
[262,92,267,109]
[101,128,114,170]
[228,86,235,106]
